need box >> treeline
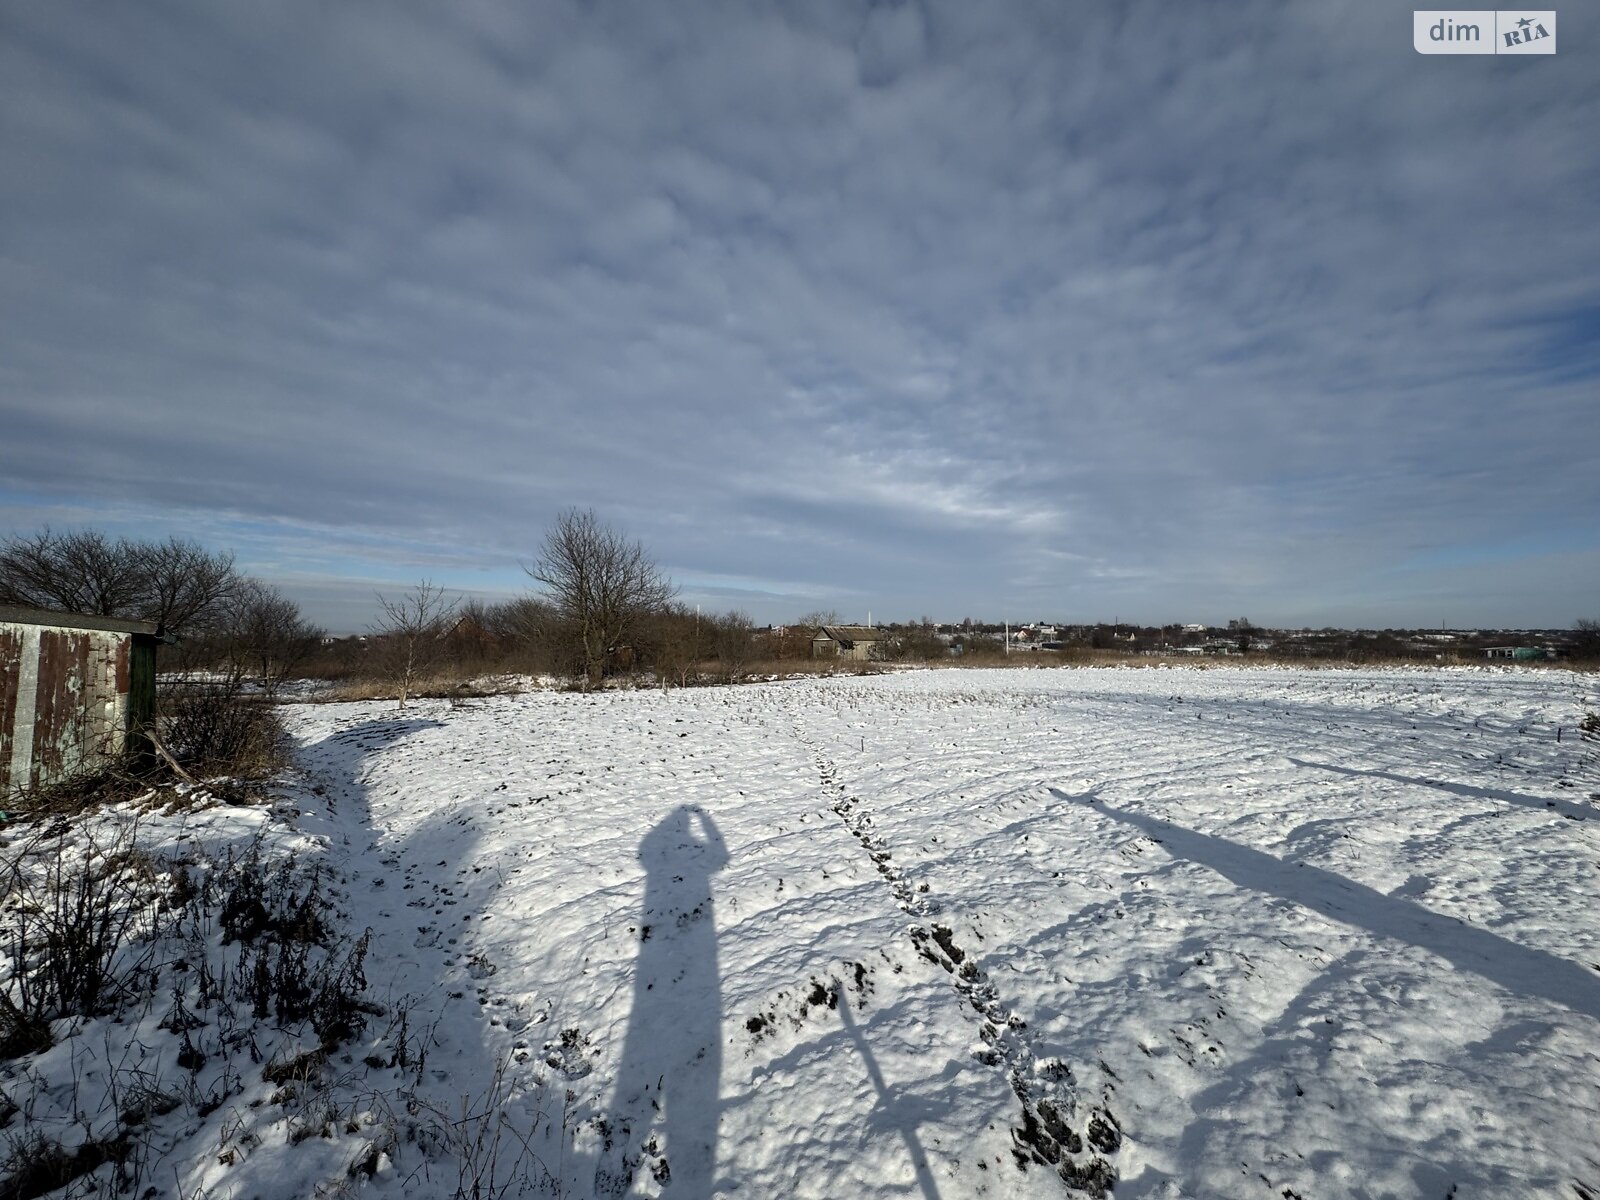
[0,514,788,701]
[9,523,1596,703]
[815,618,1600,665]
[0,528,324,694]
[328,511,778,704]
[304,593,768,701]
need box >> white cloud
[1,0,1595,629]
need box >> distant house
[811,625,881,661]
[1484,646,1550,661]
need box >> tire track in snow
[796,727,1122,1197]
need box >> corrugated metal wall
[0,616,149,796]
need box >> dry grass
[311,678,412,704]
[0,823,159,1058]
[312,672,532,704]
[6,681,290,823]
[5,767,149,822]
[302,649,1597,706]
[160,684,289,778]
[742,658,882,677]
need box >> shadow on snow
[1289,756,1597,823]
[1055,788,1600,1020]
[595,805,727,1196]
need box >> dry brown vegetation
[291,637,1597,708]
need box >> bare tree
[482,596,570,675]
[0,529,146,617]
[1229,617,1256,655]
[1574,618,1600,661]
[904,616,945,661]
[869,620,941,663]
[218,580,323,697]
[445,598,498,668]
[372,581,458,710]
[958,632,999,657]
[529,510,674,688]
[144,538,239,632]
[484,596,553,644]
[649,604,706,690]
[0,528,236,634]
[712,611,755,682]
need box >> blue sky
[2,2,1596,632]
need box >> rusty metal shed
[0,605,159,797]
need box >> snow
[6,665,1599,1198]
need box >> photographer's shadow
[595,805,728,1195]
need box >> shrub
[158,679,288,778]
[0,827,157,1057]
[208,847,376,1047]
[0,1128,128,1200]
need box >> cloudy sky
[2,2,1595,632]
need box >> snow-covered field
[8,665,1600,1199]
